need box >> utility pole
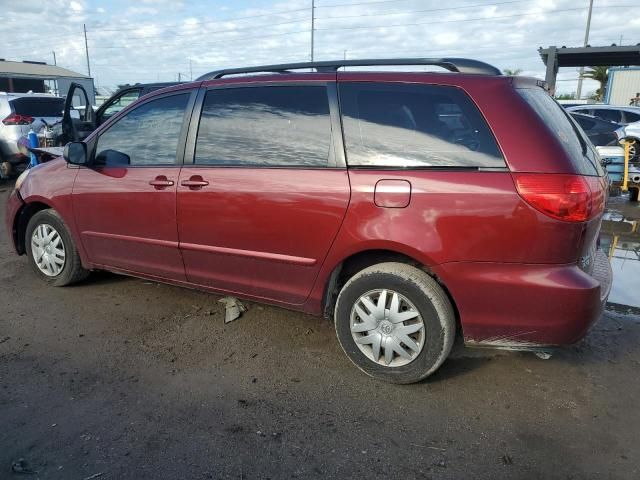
[51,51,57,65]
[310,0,315,62]
[575,0,593,99]
[83,24,91,77]
[178,72,182,82]
[190,59,193,81]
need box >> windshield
[518,88,603,176]
[10,97,65,117]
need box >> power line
[315,5,634,31]
[87,17,309,42]
[317,0,418,8]
[92,7,310,33]
[88,28,310,50]
[316,0,527,19]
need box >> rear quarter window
[518,88,602,176]
[339,83,505,168]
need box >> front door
[177,83,350,305]
[73,90,194,280]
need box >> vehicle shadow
[70,270,131,287]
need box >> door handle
[149,175,175,189]
[181,175,209,189]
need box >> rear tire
[334,262,455,384]
[25,209,89,286]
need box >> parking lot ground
[1,182,640,480]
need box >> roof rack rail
[196,58,502,81]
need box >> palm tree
[503,68,523,76]
[581,66,608,101]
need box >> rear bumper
[434,252,613,348]
[4,188,24,254]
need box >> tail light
[514,173,604,222]
[2,113,34,126]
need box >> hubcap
[350,289,425,367]
[31,223,66,277]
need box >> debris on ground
[11,458,36,474]
[83,473,104,480]
[218,297,247,323]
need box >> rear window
[517,88,602,176]
[10,97,65,117]
[339,82,505,168]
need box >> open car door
[61,82,95,144]
[94,86,144,127]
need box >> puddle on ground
[600,194,640,309]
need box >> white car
[0,92,65,177]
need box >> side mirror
[63,142,87,165]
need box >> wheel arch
[321,248,460,326]
[14,200,55,255]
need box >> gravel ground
[1,182,639,479]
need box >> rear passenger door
[177,82,350,305]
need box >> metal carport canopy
[538,45,640,94]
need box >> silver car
[0,92,65,177]
[566,104,640,125]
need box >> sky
[0,0,637,96]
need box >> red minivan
[4,59,612,383]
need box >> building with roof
[0,59,95,104]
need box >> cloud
[70,0,83,13]
[0,0,633,97]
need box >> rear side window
[594,109,622,123]
[10,97,65,117]
[338,83,504,168]
[624,111,640,123]
[195,86,332,167]
[518,88,601,176]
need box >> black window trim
[90,88,198,168]
[336,80,508,171]
[183,81,346,169]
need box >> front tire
[25,209,89,286]
[334,262,455,384]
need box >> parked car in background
[566,104,640,125]
[570,112,621,147]
[5,58,612,384]
[60,82,182,145]
[0,93,65,177]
